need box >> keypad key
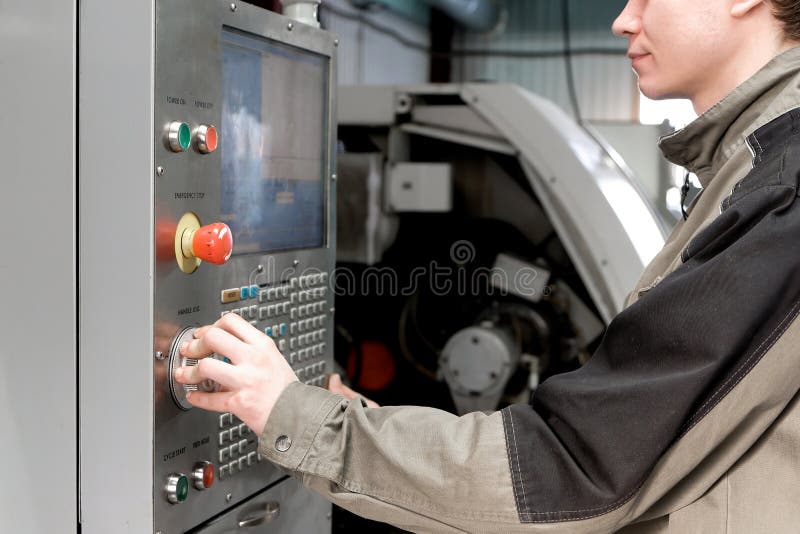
[219,413,230,428]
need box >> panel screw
[334,39,339,47]
[287,22,294,31]
[326,512,332,519]
[155,351,165,360]
[329,307,335,315]
[226,493,233,502]
[156,166,165,176]
[331,173,337,181]
[293,259,300,267]
[230,3,237,12]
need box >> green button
[178,123,191,151]
[176,475,189,502]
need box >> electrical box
[387,162,452,212]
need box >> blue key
[240,287,249,300]
[280,323,287,336]
[265,327,273,337]
[249,285,259,299]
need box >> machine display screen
[220,28,328,255]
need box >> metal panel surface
[399,123,515,155]
[152,2,336,532]
[195,477,331,533]
[78,0,156,532]
[0,1,77,532]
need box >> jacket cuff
[258,380,344,471]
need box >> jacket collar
[659,46,800,187]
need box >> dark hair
[771,0,800,41]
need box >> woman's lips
[631,53,651,68]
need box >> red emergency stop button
[196,125,218,154]
[176,213,234,273]
[191,222,233,264]
[192,461,215,490]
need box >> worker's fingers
[185,390,235,413]
[214,312,266,346]
[326,373,347,395]
[326,373,380,408]
[193,325,213,338]
[181,326,250,364]
[174,357,243,390]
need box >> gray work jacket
[259,46,800,533]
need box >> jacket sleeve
[260,123,800,533]
[259,382,523,533]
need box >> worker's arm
[175,314,520,532]
[175,127,800,532]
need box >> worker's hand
[172,313,298,436]
[327,373,380,408]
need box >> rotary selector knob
[168,328,223,410]
[169,328,201,410]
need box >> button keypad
[217,413,257,480]
[280,275,331,386]
[219,272,331,390]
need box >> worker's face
[612,0,734,101]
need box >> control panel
[151,1,336,532]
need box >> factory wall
[319,0,635,121]
[453,0,636,122]
[320,0,430,85]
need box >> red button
[197,124,218,154]
[192,222,233,264]
[192,461,216,490]
[202,463,215,488]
